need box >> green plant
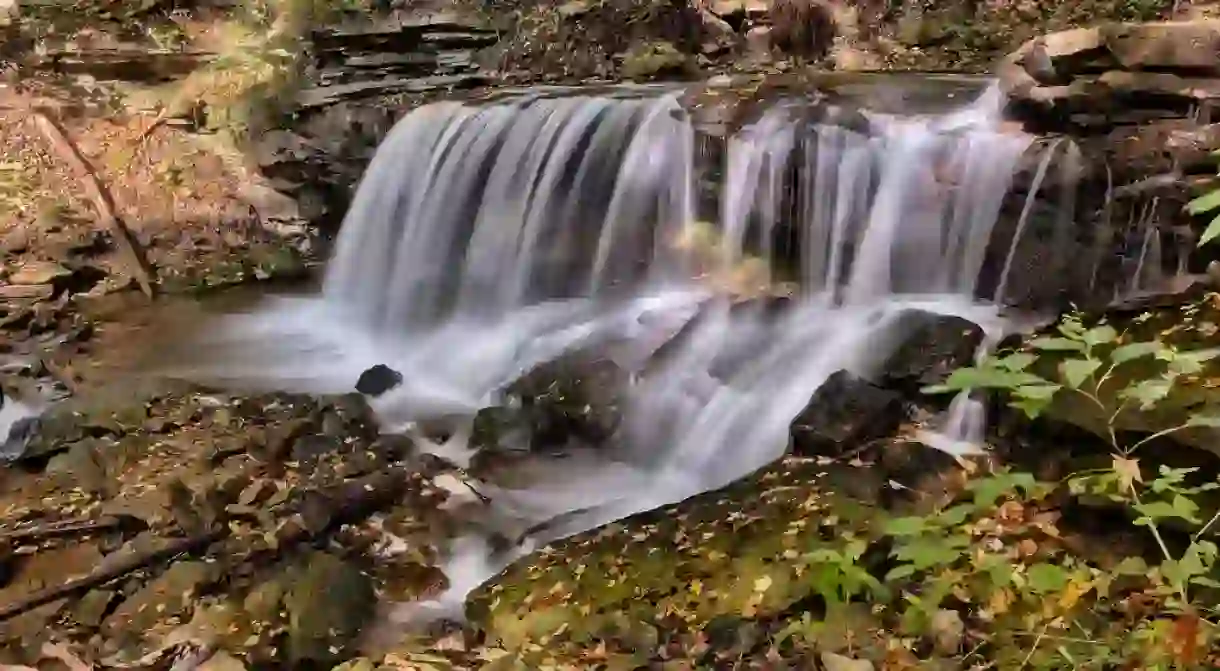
[1186,151,1220,245]
[921,312,1220,667]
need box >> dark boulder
[880,311,985,396]
[355,364,403,397]
[473,353,629,453]
[789,370,905,457]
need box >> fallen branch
[27,106,156,298]
[0,515,123,544]
[0,530,223,622]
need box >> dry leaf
[1112,455,1142,491]
[41,642,92,671]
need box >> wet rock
[468,456,885,654]
[880,311,985,395]
[102,560,218,638]
[284,551,376,664]
[474,353,628,453]
[789,371,904,457]
[72,589,116,628]
[356,364,403,397]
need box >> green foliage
[909,310,1220,667]
[1186,150,1220,246]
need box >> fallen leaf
[821,652,874,671]
[753,575,772,593]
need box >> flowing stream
[138,80,1116,621]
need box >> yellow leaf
[1056,577,1093,612]
[1112,455,1142,491]
[754,575,773,593]
[988,588,1014,616]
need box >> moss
[467,456,888,657]
[621,40,694,80]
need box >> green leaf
[883,516,929,537]
[1134,495,1201,525]
[924,366,1045,394]
[1060,358,1101,389]
[1113,556,1149,576]
[1082,325,1119,348]
[885,564,918,581]
[1110,341,1161,364]
[1121,378,1173,410]
[1200,212,1220,247]
[1026,563,1070,594]
[893,536,969,571]
[996,353,1037,371]
[1012,383,1062,419]
[1187,414,1220,428]
[1027,337,1085,352]
[1187,188,1220,215]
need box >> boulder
[355,364,403,397]
[788,371,904,457]
[467,456,886,654]
[473,353,628,453]
[880,312,985,395]
[284,552,376,664]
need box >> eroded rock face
[1002,21,1220,136]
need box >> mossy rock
[467,456,888,655]
[621,41,694,80]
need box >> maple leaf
[1112,455,1142,491]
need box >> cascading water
[168,80,1087,621]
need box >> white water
[164,82,1095,622]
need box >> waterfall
[172,81,1089,618]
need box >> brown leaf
[1112,455,1142,492]
[1170,613,1202,666]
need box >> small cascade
[172,80,1121,621]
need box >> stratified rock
[356,364,403,397]
[1104,21,1220,73]
[284,551,376,665]
[789,370,904,457]
[9,260,71,286]
[880,311,985,395]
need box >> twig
[27,106,156,298]
[0,530,223,622]
[0,515,123,543]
